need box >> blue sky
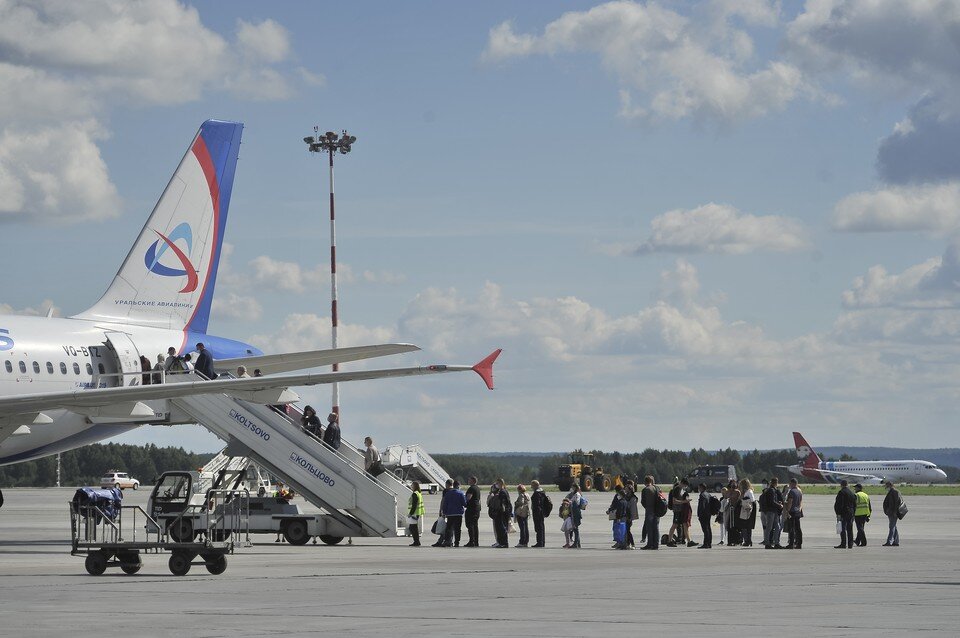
[2,1,959,453]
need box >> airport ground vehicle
[684,465,737,492]
[99,470,140,490]
[70,485,246,576]
[148,469,349,546]
[555,451,613,492]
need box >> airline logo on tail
[793,432,822,468]
[143,223,198,293]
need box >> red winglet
[472,349,502,390]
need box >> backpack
[579,496,588,510]
[541,493,553,518]
[655,490,668,518]
[709,496,722,516]
[667,490,674,511]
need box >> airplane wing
[215,343,420,375]
[0,349,502,422]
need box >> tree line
[0,443,215,488]
[2,445,955,488]
[433,448,801,486]
[433,448,960,487]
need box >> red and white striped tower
[328,139,339,414]
[304,129,356,418]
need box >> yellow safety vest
[855,491,871,517]
[410,490,425,517]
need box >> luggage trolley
[69,486,250,576]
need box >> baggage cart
[69,487,249,576]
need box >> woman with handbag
[514,484,531,547]
[408,482,425,547]
[727,487,742,546]
[736,479,757,547]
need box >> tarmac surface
[0,487,958,637]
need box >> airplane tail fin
[793,431,821,468]
[73,120,243,334]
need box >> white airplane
[0,119,499,467]
[780,432,947,484]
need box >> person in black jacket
[530,480,548,548]
[321,412,341,450]
[300,406,321,436]
[696,483,713,549]
[194,342,216,380]
[464,476,482,547]
[882,481,902,547]
[639,475,660,550]
[759,477,785,549]
[487,479,512,548]
[834,480,857,549]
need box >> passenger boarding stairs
[171,393,411,538]
[199,449,272,497]
[382,443,452,487]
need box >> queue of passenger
[404,474,907,551]
[139,343,219,383]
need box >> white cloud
[237,260,960,450]
[610,202,808,255]
[0,121,121,222]
[212,292,263,322]
[247,313,396,354]
[236,19,290,64]
[0,299,58,316]
[248,256,405,292]
[0,0,316,222]
[483,1,811,123]
[396,263,809,371]
[832,181,960,233]
[835,245,960,345]
[249,256,325,293]
[842,244,960,310]
[0,63,98,122]
[786,0,960,95]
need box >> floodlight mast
[303,128,356,418]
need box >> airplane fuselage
[787,460,947,484]
[0,314,258,464]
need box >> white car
[100,470,140,490]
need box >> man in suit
[834,479,857,549]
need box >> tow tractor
[70,485,248,576]
[149,468,351,546]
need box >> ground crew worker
[854,483,872,547]
[408,481,425,546]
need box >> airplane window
[73,363,80,375]
[19,361,26,373]
[60,362,67,374]
[46,362,54,374]
[97,363,105,374]
[86,363,93,375]
[4,361,10,373]
[33,361,40,374]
